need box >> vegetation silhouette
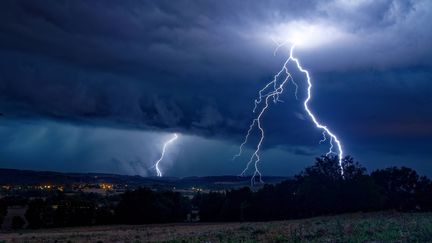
[1,155,431,228]
[116,188,190,224]
[196,155,432,221]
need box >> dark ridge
[0,168,288,189]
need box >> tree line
[195,156,432,221]
[1,155,431,228]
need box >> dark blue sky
[0,0,431,177]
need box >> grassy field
[1,212,432,242]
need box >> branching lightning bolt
[234,42,344,185]
[154,133,178,177]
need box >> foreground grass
[1,212,432,242]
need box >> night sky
[0,0,431,177]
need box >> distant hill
[0,168,288,189]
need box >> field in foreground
[1,212,432,242]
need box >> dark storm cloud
[0,0,431,167]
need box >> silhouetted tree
[11,216,25,230]
[0,199,7,226]
[372,167,424,210]
[26,199,49,229]
[116,188,190,224]
[292,156,382,215]
[416,176,432,211]
[197,192,226,221]
[220,187,252,221]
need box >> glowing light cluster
[154,133,179,177]
[234,43,344,185]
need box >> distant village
[0,182,215,230]
[0,182,214,198]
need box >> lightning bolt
[154,133,178,177]
[290,45,344,175]
[234,43,344,185]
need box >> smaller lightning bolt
[319,131,335,156]
[234,54,295,185]
[154,133,178,177]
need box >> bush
[116,188,190,224]
[11,216,25,230]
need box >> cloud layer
[0,0,431,175]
